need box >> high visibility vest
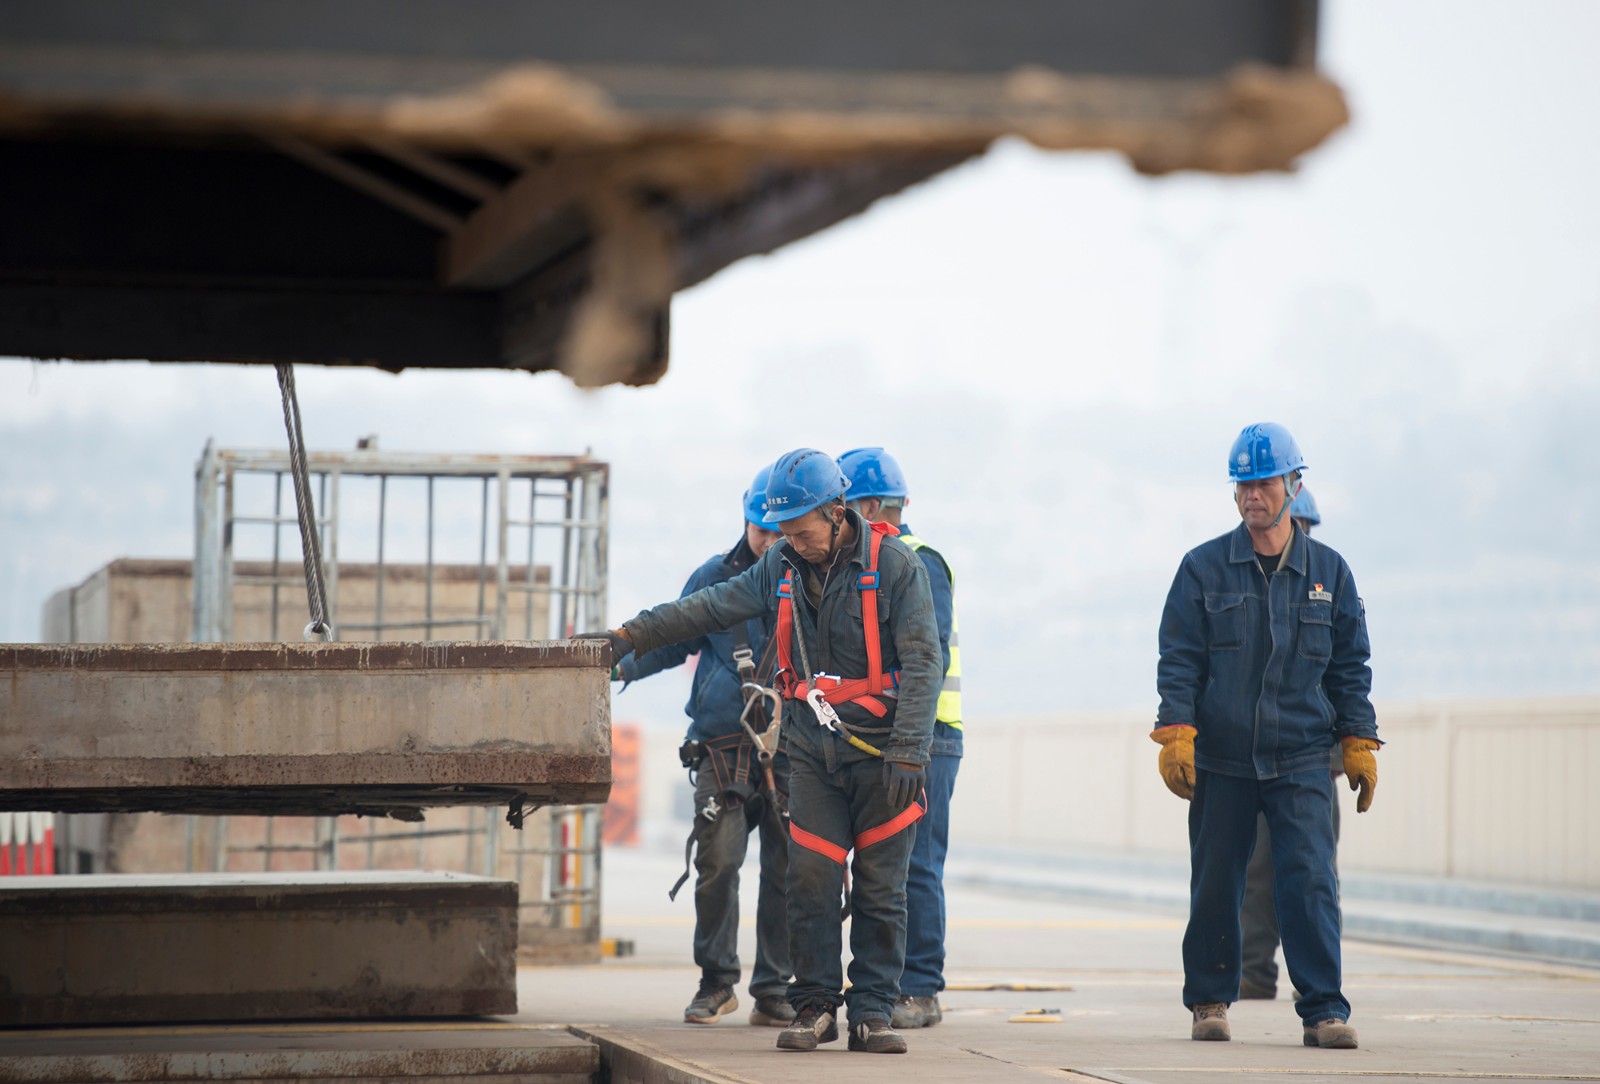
[896,532,962,729]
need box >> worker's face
[779,506,844,563]
[1235,475,1291,528]
[745,521,780,559]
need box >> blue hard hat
[837,447,908,500]
[1290,486,1321,526]
[763,448,849,524]
[743,462,775,525]
[1228,422,1307,482]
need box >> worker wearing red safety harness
[586,448,942,1056]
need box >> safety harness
[775,519,925,873]
[774,520,902,731]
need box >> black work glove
[882,759,923,811]
[574,629,633,669]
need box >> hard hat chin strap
[1266,472,1303,529]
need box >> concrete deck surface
[4,844,1596,1083]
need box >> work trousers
[1183,767,1349,1024]
[785,738,919,1024]
[900,752,960,998]
[1241,783,1342,992]
[690,764,792,1000]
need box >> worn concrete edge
[568,1026,758,1084]
[0,640,607,671]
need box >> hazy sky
[4,0,1598,725]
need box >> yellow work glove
[1341,737,1379,813]
[1149,725,1197,800]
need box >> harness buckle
[731,646,755,669]
[804,686,843,733]
[858,570,879,590]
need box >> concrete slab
[0,641,610,815]
[0,871,518,1027]
[0,1023,595,1084]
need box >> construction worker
[1239,486,1342,1001]
[1152,423,1379,1049]
[614,463,794,1028]
[586,448,942,1055]
[837,447,960,1030]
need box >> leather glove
[1341,737,1379,813]
[1149,725,1197,800]
[882,759,923,811]
[574,629,633,669]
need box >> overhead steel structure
[0,0,1344,388]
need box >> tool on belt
[668,625,786,901]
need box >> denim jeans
[691,765,792,999]
[785,738,919,1023]
[1183,767,1349,1024]
[901,751,959,998]
[1241,778,1342,991]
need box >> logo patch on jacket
[1308,584,1333,603]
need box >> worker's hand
[1149,725,1197,800]
[575,629,633,669]
[882,759,923,811]
[1341,737,1379,813]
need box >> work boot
[1303,1018,1359,1048]
[776,1003,839,1051]
[847,1017,908,1054]
[683,981,737,1024]
[1191,1003,1231,1041]
[890,995,942,1029]
[750,995,796,1027]
[1239,978,1277,1000]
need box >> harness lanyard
[786,558,883,759]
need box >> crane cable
[274,363,334,642]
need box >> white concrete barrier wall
[634,697,1600,891]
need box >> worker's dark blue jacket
[898,522,961,759]
[623,508,942,766]
[617,539,774,743]
[1156,523,1377,780]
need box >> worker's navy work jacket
[1156,523,1378,780]
[624,508,942,767]
[898,522,961,759]
[617,540,774,744]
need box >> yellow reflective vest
[896,532,962,729]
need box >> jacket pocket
[1204,593,1246,650]
[1298,603,1333,660]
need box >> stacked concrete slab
[0,871,519,1026]
[0,640,611,817]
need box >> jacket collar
[1227,522,1308,575]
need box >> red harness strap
[789,821,848,865]
[855,793,926,851]
[774,521,900,715]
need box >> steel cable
[275,363,333,641]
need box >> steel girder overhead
[0,1,1344,388]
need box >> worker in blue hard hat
[1238,484,1344,1002]
[1153,423,1380,1049]
[837,447,960,1032]
[586,447,942,1055]
[614,463,792,1028]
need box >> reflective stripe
[898,533,963,727]
[854,794,926,850]
[789,821,848,865]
